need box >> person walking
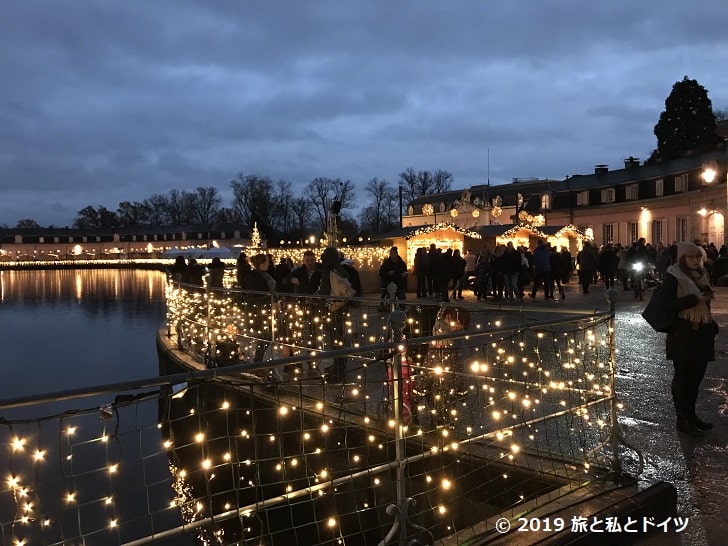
[529,240,553,299]
[576,242,598,294]
[426,244,439,298]
[414,247,428,298]
[663,242,719,437]
[501,242,522,302]
[598,243,619,289]
[451,249,466,299]
[379,246,408,301]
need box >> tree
[398,168,453,204]
[650,76,720,162]
[144,194,170,227]
[73,206,101,229]
[290,196,313,241]
[358,177,399,234]
[230,174,277,238]
[15,219,41,228]
[117,201,149,227]
[165,189,197,225]
[191,186,222,224]
[304,177,355,233]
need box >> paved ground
[442,281,728,546]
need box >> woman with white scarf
[664,242,719,437]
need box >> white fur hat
[677,241,702,261]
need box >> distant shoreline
[0,260,171,271]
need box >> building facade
[403,148,728,250]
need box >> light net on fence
[0,285,631,546]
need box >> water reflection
[0,269,167,399]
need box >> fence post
[607,312,622,475]
[388,306,408,544]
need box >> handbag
[641,283,676,333]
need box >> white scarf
[666,264,712,326]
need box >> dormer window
[625,184,639,200]
[601,188,615,203]
[540,193,552,210]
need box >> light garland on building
[404,223,482,240]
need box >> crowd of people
[406,238,728,303]
[170,247,363,382]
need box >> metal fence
[0,279,638,546]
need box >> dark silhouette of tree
[191,186,222,224]
[16,219,41,228]
[117,201,149,227]
[73,206,119,229]
[230,174,277,238]
[165,189,197,225]
[359,177,399,234]
[304,177,355,233]
[398,167,453,204]
[650,76,719,162]
[144,194,170,227]
[290,196,313,242]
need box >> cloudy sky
[2,1,727,227]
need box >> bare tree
[304,177,355,233]
[359,177,399,233]
[290,196,313,241]
[117,201,149,227]
[165,189,197,225]
[144,194,170,227]
[273,179,294,237]
[230,174,276,237]
[16,219,41,228]
[398,168,452,204]
[192,186,222,224]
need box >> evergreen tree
[650,76,719,162]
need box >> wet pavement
[450,281,728,546]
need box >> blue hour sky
[1,1,727,227]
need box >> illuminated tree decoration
[421,203,434,216]
[490,206,502,218]
[251,222,261,248]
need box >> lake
[0,269,167,400]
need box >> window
[674,174,688,192]
[651,220,665,245]
[655,178,664,196]
[576,191,589,206]
[628,222,639,243]
[540,193,551,210]
[677,217,689,242]
[625,184,639,200]
[601,188,615,203]
[603,224,615,244]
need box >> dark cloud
[1,1,727,226]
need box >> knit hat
[676,241,702,261]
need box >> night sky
[2,1,727,226]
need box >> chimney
[624,157,640,169]
[594,164,609,175]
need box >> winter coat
[663,272,717,362]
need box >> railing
[0,279,638,546]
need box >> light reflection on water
[0,269,167,400]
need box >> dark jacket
[379,255,408,290]
[288,264,322,295]
[663,273,716,362]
